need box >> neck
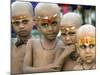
[18,34,31,42]
[82,62,95,70]
[43,35,56,44]
[40,35,57,50]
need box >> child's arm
[23,39,60,73]
[54,44,75,66]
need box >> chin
[85,60,93,64]
[48,38,56,41]
[47,37,56,41]
[47,36,56,40]
[18,34,29,37]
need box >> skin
[55,12,83,71]
[60,12,82,46]
[23,3,62,73]
[74,24,96,70]
[11,1,34,40]
[11,1,34,74]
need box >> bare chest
[33,42,58,67]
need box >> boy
[54,12,83,71]
[23,2,63,73]
[11,1,34,74]
[74,24,96,70]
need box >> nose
[48,25,53,31]
[65,35,70,41]
[19,23,25,29]
[85,47,91,53]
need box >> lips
[64,41,73,46]
[18,30,27,34]
[85,56,92,60]
[47,33,57,36]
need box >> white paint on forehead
[61,12,82,27]
[77,24,95,38]
[35,3,60,17]
[11,1,33,17]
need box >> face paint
[12,15,27,20]
[79,36,96,49]
[36,13,59,29]
[60,26,76,35]
[12,15,30,26]
[79,36,95,46]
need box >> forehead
[12,15,29,20]
[61,22,80,28]
[12,12,33,21]
[79,36,95,45]
[12,8,32,18]
[38,12,59,18]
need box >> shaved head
[77,24,96,64]
[77,24,95,39]
[11,1,34,17]
[35,3,60,17]
[61,12,82,28]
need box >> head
[77,24,96,64]
[11,1,34,38]
[35,3,61,41]
[60,12,82,45]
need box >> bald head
[35,3,60,17]
[77,24,95,39]
[61,12,82,28]
[11,1,34,17]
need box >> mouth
[67,43,73,46]
[85,56,92,60]
[47,33,57,36]
[18,30,27,34]
[64,42,74,46]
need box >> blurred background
[11,0,96,38]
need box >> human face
[12,15,33,37]
[36,13,60,40]
[60,23,78,46]
[78,36,96,64]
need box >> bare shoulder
[11,38,17,48]
[27,38,40,45]
[55,38,65,54]
[11,38,17,44]
[57,38,64,47]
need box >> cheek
[91,48,96,57]
[39,28,47,34]
[79,50,86,58]
[12,25,19,32]
[71,35,76,42]
[26,23,33,30]
[53,26,59,32]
